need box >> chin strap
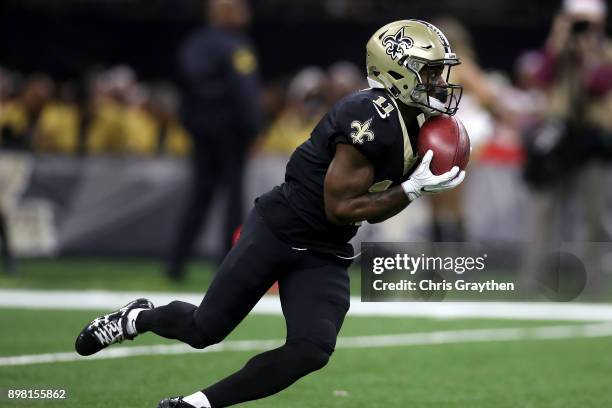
[409,89,445,117]
[423,96,446,116]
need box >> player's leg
[140,208,288,347]
[75,209,288,355]
[177,256,350,408]
[219,138,247,258]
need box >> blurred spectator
[261,78,288,126]
[83,66,190,156]
[434,17,496,151]
[0,68,18,273]
[327,61,366,104]
[261,66,328,155]
[167,0,263,278]
[0,68,15,106]
[121,84,159,155]
[148,83,192,156]
[430,17,496,241]
[85,67,132,154]
[0,74,53,150]
[523,0,612,294]
[524,0,612,186]
[503,51,549,131]
[33,82,80,154]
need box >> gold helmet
[366,19,462,115]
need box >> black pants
[166,133,247,277]
[139,209,351,407]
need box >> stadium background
[1,0,612,407]
[0,0,576,80]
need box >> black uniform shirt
[178,26,262,139]
[256,88,420,258]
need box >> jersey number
[372,96,395,119]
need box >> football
[417,115,470,175]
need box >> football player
[75,20,466,408]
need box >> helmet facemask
[400,56,462,116]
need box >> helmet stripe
[409,19,453,56]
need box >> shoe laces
[92,317,125,345]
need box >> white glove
[401,150,466,201]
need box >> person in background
[0,68,18,274]
[0,74,53,150]
[85,66,135,154]
[167,0,263,279]
[429,17,496,241]
[260,67,328,155]
[121,83,160,155]
[148,83,192,156]
[246,68,328,206]
[33,82,81,154]
[260,78,288,129]
[0,68,15,112]
[511,50,549,129]
[326,61,366,104]
[522,0,612,294]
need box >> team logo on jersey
[382,27,414,60]
[350,118,375,144]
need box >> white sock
[182,391,211,408]
[125,308,146,337]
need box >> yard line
[2,322,612,367]
[2,289,612,321]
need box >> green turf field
[1,259,612,407]
[0,258,365,294]
[1,309,611,408]
[0,259,219,292]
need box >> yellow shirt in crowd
[261,111,319,155]
[0,102,29,143]
[34,102,80,154]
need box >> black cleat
[75,298,154,356]
[157,397,196,408]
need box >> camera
[571,19,591,35]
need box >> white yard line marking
[2,322,612,367]
[1,289,612,321]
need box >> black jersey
[255,88,420,258]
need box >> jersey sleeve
[331,92,396,164]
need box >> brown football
[417,115,470,175]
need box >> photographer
[523,0,612,293]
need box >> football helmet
[366,19,463,115]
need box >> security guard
[167,0,263,279]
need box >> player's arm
[324,145,466,226]
[324,144,409,225]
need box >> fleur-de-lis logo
[350,118,375,144]
[382,27,414,60]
